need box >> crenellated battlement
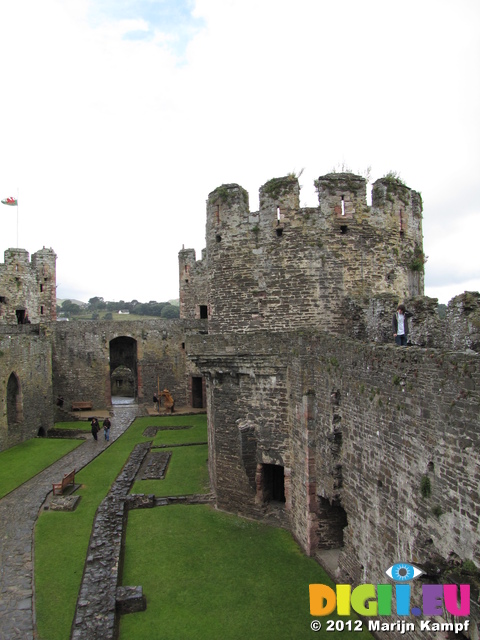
[186,171,424,334]
[0,247,57,324]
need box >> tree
[62,300,82,315]
[161,304,179,319]
[88,297,106,310]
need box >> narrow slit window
[399,209,404,233]
[276,206,281,221]
[341,196,345,216]
[215,204,220,224]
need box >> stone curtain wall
[188,329,479,639]
[0,325,54,451]
[301,333,480,640]
[52,319,206,415]
[52,322,111,411]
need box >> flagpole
[16,188,19,248]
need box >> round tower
[31,247,57,322]
[206,183,250,249]
[178,247,208,320]
[371,176,424,299]
[205,183,255,332]
[315,172,424,302]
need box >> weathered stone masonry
[0,168,478,639]
[51,319,206,416]
[0,324,54,449]
[184,172,480,640]
[0,248,57,325]
[0,316,207,452]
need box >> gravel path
[0,404,140,640]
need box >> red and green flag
[1,197,18,206]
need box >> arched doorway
[7,372,23,427]
[109,337,138,403]
[111,365,135,399]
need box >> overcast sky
[1,0,479,305]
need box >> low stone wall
[70,442,214,640]
[71,442,151,640]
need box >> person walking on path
[91,417,100,441]
[103,417,111,441]
[0,403,139,640]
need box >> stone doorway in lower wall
[190,375,205,408]
[315,497,347,579]
[258,463,286,504]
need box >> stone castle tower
[180,172,424,335]
[0,247,57,324]
[179,172,480,640]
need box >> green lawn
[0,438,82,499]
[34,414,373,640]
[120,506,374,640]
[34,414,207,640]
[131,445,209,496]
[53,421,91,431]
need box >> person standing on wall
[393,304,409,346]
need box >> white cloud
[0,0,479,305]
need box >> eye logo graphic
[385,563,424,582]
[309,561,470,617]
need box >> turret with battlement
[182,172,424,336]
[0,247,57,324]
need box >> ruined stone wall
[199,174,423,335]
[191,333,289,514]
[51,319,206,415]
[188,330,480,639]
[303,334,480,640]
[0,248,57,324]
[446,292,480,352]
[0,325,54,451]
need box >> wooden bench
[52,469,76,495]
[71,401,93,411]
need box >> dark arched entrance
[7,372,23,427]
[111,365,135,398]
[109,337,138,402]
